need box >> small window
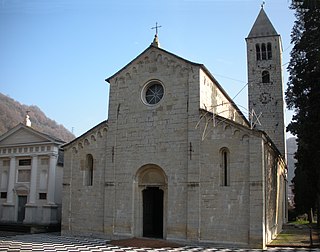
[262,71,270,83]
[220,148,230,186]
[86,154,94,186]
[0,192,7,199]
[146,83,164,104]
[142,80,165,106]
[261,43,267,60]
[19,159,31,166]
[267,43,272,59]
[39,193,47,200]
[255,44,261,60]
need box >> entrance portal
[17,196,27,223]
[143,187,163,238]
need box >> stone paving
[0,233,320,252]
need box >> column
[6,156,16,204]
[25,155,38,223]
[47,154,57,205]
[28,155,38,204]
[2,156,16,221]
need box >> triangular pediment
[0,123,63,147]
[105,45,201,83]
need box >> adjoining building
[0,118,65,232]
[61,7,287,249]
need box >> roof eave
[62,120,108,149]
[0,123,65,145]
[105,44,202,84]
[199,65,250,126]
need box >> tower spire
[247,7,278,38]
[246,8,285,156]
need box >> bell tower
[246,7,285,156]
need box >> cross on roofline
[151,22,162,36]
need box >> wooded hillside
[0,93,75,143]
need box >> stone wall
[61,122,107,236]
[105,47,194,240]
[199,69,247,126]
[61,46,286,249]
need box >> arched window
[262,70,270,83]
[267,43,272,59]
[220,148,230,186]
[261,43,267,60]
[255,44,261,60]
[86,154,94,186]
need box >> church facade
[0,122,64,229]
[61,8,287,249]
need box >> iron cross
[151,22,162,35]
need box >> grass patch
[289,220,313,225]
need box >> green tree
[285,0,320,224]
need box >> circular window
[142,81,164,105]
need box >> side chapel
[61,8,287,248]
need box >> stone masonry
[61,8,287,249]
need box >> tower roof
[247,8,278,38]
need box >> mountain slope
[0,93,75,143]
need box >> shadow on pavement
[268,223,320,248]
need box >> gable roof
[0,123,65,147]
[247,8,278,38]
[105,44,203,83]
[62,120,108,149]
[200,109,283,158]
[105,44,249,126]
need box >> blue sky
[0,0,295,137]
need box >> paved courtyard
[0,233,319,252]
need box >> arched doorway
[135,164,167,239]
